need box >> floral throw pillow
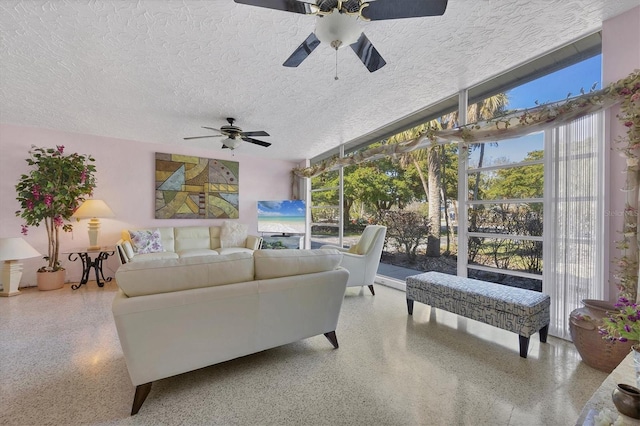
[220,221,248,248]
[129,229,164,254]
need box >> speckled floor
[1,281,606,425]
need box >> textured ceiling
[1,0,638,162]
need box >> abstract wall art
[155,152,239,219]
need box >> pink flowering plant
[15,145,96,272]
[599,297,640,343]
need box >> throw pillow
[220,221,248,248]
[129,229,164,254]
[347,245,359,254]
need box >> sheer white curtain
[543,111,605,339]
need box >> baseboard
[375,275,406,292]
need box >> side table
[576,350,640,425]
[65,247,115,290]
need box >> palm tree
[446,94,509,198]
[390,93,508,257]
[389,121,443,256]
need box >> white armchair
[321,225,387,295]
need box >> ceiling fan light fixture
[223,137,241,150]
[315,12,361,48]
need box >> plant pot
[569,299,636,373]
[36,269,65,291]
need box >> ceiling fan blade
[350,33,386,72]
[184,135,222,140]
[242,137,272,147]
[201,126,223,133]
[242,131,270,137]
[283,32,321,67]
[233,0,317,14]
[361,0,448,21]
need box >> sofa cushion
[129,229,164,254]
[115,252,255,297]
[175,226,212,252]
[221,221,248,248]
[254,249,342,280]
[209,226,222,249]
[217,247,254,255]
[129,252,179,263]
[178,249,220,258]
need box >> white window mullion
[339,145,344,247]
[458,89,469,277]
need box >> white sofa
[115,225,262,264]
[112,249,349,415]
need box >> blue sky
[507,54,602,110]
[470,54,602,164]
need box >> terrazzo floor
[1,280,607,425]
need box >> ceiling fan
[233,0,448,73]
[184,117,272,150]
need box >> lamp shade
[315,12,361,48]
[224,137,240,150]
[0,237,41,261]
[72,199,115,219]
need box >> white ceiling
[1,0,638,162]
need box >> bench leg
[519,336,530,358]
[407,299,414,315]
[519,326,548,358]
[539,324,549,343]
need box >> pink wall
[603,6,640,300]
[0,124,297,286]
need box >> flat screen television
[257,200,306,236]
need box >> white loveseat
[115,224,262,264]
[112,249,349,415]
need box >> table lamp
[0,237,41,297]
[72,199,115,250]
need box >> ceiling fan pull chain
[335,48,339,80]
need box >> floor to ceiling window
[308,39,605,338]
[310,169,341,246]
[458,54,603,292]
[465,134,544,290]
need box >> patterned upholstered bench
[406,271,550,358]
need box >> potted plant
[569,299,637,373]
[600,297,640,344]
[15,145,96,290]
[599,298,640,416]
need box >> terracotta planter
[36,269,65,291]
[569,299,636,373]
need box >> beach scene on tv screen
[258,200,306,234]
